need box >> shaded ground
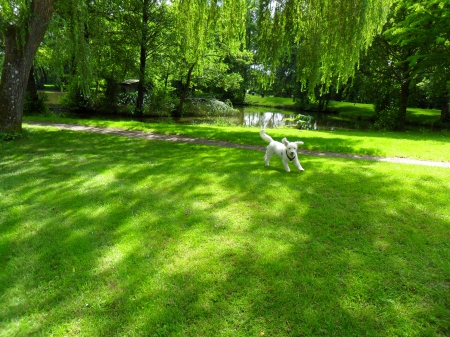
[26,121,450,168]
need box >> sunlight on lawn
[1,127,449,336]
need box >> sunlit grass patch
[23,119,450,162]
[245,95,295,107]
[1,127,449,336]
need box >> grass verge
[1,127,450,336]
[23,117,450,162]
[244,96,445,128]
[245,95,296,108]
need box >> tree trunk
[174,62,196,118]
[397,77,411,130]
[27,66,39,100]
[440,90,449,123]
[136,45,147,116]
[0,0,55,134]
[135,0,149,116]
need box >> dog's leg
[264,145,275,166]
[293,157,305,171]
[282,160,291,172]
[264,147,273,166]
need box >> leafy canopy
[256,0,394,90]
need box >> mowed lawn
[1,125,450,336]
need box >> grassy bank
[1,126,450,336]
[329,101,444,127]
[245,95,295,108]
[23,117,450,161]
[245,95,445,128]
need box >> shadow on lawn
[1,128,449,336]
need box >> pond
[162,107,367,131]
[42,91,367,130]
[54,106,367,130]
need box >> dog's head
[282,138,304,158]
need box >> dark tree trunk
[27,66,39,100]
[135,0,149,116]
[397,77,411,130]
[440,91,449,123]
[174,62,196,118]
[0,0,55,134]
[136,45,147,116]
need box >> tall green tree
[0,0,55,133]
[257,0,393,91]
[117,0,174,115]
[1,0,394,133]
[387,0,450,122]
[348,0,450,128]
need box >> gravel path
[27,121,450,168]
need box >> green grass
[328,101,376,120]
[23,117,450,161]
[327,101,444,127]
[244,96,444,127]
[1,126,449,336]
[245,95,295,108]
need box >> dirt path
[26,121,450,168]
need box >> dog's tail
[260,129,274,143]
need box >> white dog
[260,129,305,172]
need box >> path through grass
[24,118,450,161]
[1,127,450,336]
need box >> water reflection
[59,105,367,130]
[174,107,296,128]
[177,107,345,130]
[239,110,294,128]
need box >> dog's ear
[295,141,304,146]
[282,137,289,146]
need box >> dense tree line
[269,0,450,129]
[1,0,448,134]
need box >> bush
[285,114,315,130]
[148,86,176,115]
[185,98,238,116]
[61,83,92,111]
[24,92,51,116]
[374,106,399,130]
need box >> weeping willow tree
[257,0,393,91]
[171,0,248,116]
[154,0,394,115]
[0,0,393,133]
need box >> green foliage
[98,78,121,113]
[60,82,92,111]
[285,114,315,130]
[148,85,177,115]
[117,92,148,114]
[257,0,394,91]
[0,131,23,141]
[293,86,331,112]
[374,106,400,130]
[186,98,238,116]
[23,92,51,116]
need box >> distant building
[119,79,140,93]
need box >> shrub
[60,83,92,111]
[285,114,315,130]
[148,86,176,115]
[24,92,51,116]
[374,106,399,130]
[185,98,238,116]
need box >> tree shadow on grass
[1,128,449,336]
